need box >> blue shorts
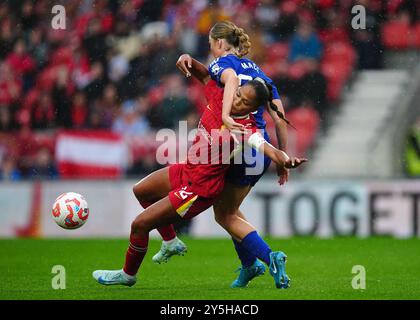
[226,130,271,187]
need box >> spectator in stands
[0,155,21,181]
[254,0,280,43]
[6,39,36,92]
[350,0,383,69]
[20,0,37,32]
[148,74,193,129]
[126,152,163,176]
[112,99,150,137]
[82,18,108,64]
[275,0,299,42]
[405,117,420,177]
[95,84,120,128]
[27,27,49,69]
[0,15,16,60]
[52,66,72,128]
[119,43,153,99]
[137,0,165,28]
[0,0,399,179]
[141,27,183,81]
[166,0,202,57]
[395,0,418,24]
[272,61,300,108]
[288,21,323,63]
[84,62,107,103]
[233,8,266,65]
[70,91,88,129]
[0,62,21,108]
[31,92,55,130]
[195,0,230,58]
[28,147,58,180]
[107,48,129,83]
[0,105,17,132]
[298,59,328,122]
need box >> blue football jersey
[208,54,280,129]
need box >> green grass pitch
[1,237,419,300]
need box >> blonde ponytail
[210,21,251,57]
[233,26,251,57]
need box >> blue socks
[239,231,272,266]
[232,238,256,268]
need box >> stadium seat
[382,21,411,49]
[323,42,356,66]
[287,61,308,80]
[36,67,58,90]
[50,47,73,67]
[286,106,319,156]
[147,85,166,107]
[261,62,280,79]
[414,23,420,48]
[318,29,349,44]
[266,42,289,64]
[321,60,352,102]
[263,106,319,157]
[23,88,40,109]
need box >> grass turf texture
[1,237,419,300]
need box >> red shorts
[168,164,215,220]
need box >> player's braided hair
[250,77,296,129]
[210,21,251,57]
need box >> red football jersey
[183,80,257,198]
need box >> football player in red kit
[92,79,306,288]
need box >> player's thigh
[213,182,251,218]
[132,196,182,233]
[133,166,171,202]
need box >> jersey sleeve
[271,83,280,100]
[208,56,237,85]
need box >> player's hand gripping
[176,54,193,77]
[222,115,247,134]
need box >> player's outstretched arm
[268,146,307,169]
[176,54,210,84]
[247,132,307,169]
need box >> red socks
[123,233,149,276]
[125,198,176,276]
[157,224,177,241]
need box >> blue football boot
[231,259,266,288]
[269,251,290,289]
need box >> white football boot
[152,237,187,264]
[92,269,136,287]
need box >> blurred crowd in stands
[0,0,419,180]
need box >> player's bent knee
[214,212,235,229]
[214,201,237,217]
[131,216,149,235]
[133,181,151,203]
